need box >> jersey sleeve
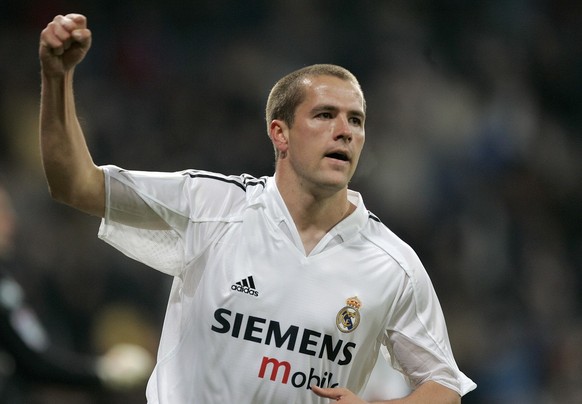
[98,165,247,277]
[381,251,477,396]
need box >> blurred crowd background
[1,0,581,403]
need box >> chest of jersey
[189,208,400,360]
[205,210,400,323]
[157,202,408,402]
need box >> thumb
[71,28,92,46]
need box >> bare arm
[312,381,461,404]
[39,14,104,217]
[381,381,460,404]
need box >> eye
[316,112,333,119]
[349,116,363,126]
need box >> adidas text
[231,284,259,297]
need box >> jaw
[275,150,359,199]
[275,163,350,201]
[307,161,355,195]
[323,154,358,180]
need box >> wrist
[40,70,75,100]
[41,66,75,82]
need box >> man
[39,13,476,403]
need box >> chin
[317,177,350,192]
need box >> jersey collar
[258,177,368,255]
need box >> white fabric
[98,165,476,403]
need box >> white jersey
[98,166,476,403]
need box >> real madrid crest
[336,296,362,333]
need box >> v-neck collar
[256,177,368,256]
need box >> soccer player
[39,13,476,403]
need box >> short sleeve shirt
[98,165,476,403]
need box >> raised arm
[39,14,104,217]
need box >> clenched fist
[39,13,92,77]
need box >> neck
[274,172,355,254]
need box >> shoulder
[362,212,425,280]
[362,214,442,316]
[181,170,267,193]
[103,165,268,200]
[102,165,270,219]
[180,171,269,208]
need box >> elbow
[445,389,461,404]
[44,167,105,217]
[43,166,78,206]
[47,183,71,205]
[46,179,82,207]
[413,381,462,404]
[45,181,81,211]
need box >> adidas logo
[231,275,259,297]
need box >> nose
[334,115,352,142]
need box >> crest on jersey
[336,296,361,333]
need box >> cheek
[290,130,320,155]
[351,139,365,167]
[354,134,365,152]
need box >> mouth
[325,151,350,162]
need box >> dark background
[1,0,580,402]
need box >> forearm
[39,14,104,216]
[40,69,104,216]
[312,381,460,404]
[379,381,460,404]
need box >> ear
[269,120,289,155]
